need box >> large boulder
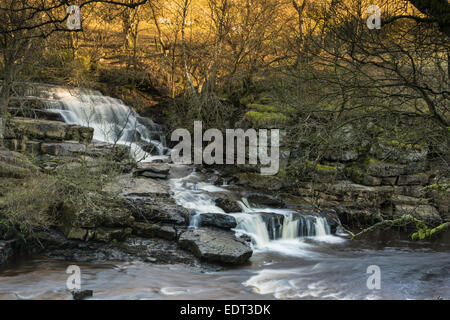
[245,193,286,208]
[178,228,252,265]
[198,213,237,230]
[324,149,359,162]
[214,198,242,213]
[397,172,431,186]
[83,142,130,161]
[93,227,132,242]
[128,196,189,225]
[345,166,382,186]
[64,226,133,242]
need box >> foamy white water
[38,87,167,162]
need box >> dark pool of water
[1,238,448,300]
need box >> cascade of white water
[282,215,300,239]
[232,214,271,245]
[314,217,331,237]
[232,199,332,247]
[36,87,166,162]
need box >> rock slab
[178,229,252,265]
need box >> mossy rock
[243,111,289,128]
[345,166,381,186]
[248,104,278,113]
[369,138,428,164]
[287,160,339,183]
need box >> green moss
[378,138,426,151]
[248,103,278,113]
[363,157,379,169]
[244,111,289,127]
[255,92,275,104]
[423,184,449,192]
[345,166,365,182]
[239,94,255,106]
[411,222,448,240]
[316,163,337,173]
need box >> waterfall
[232,214,271,246]
[28,85,167,162]
[233,199,332,248]
[314,217,331,237]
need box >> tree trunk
[0,64,12,146]
[182,0,196,97]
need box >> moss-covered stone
[345,166,381,186]
[243,111,289,128]
[369,138,428,164]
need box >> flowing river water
[0,87,448,300]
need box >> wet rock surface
[134,163,171,179]
[214,198,242,213]
[32,230,220,271]
[178,228,253,265]
[72,290,93,300]
[245,193,286,208]
[197,213,237,230]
